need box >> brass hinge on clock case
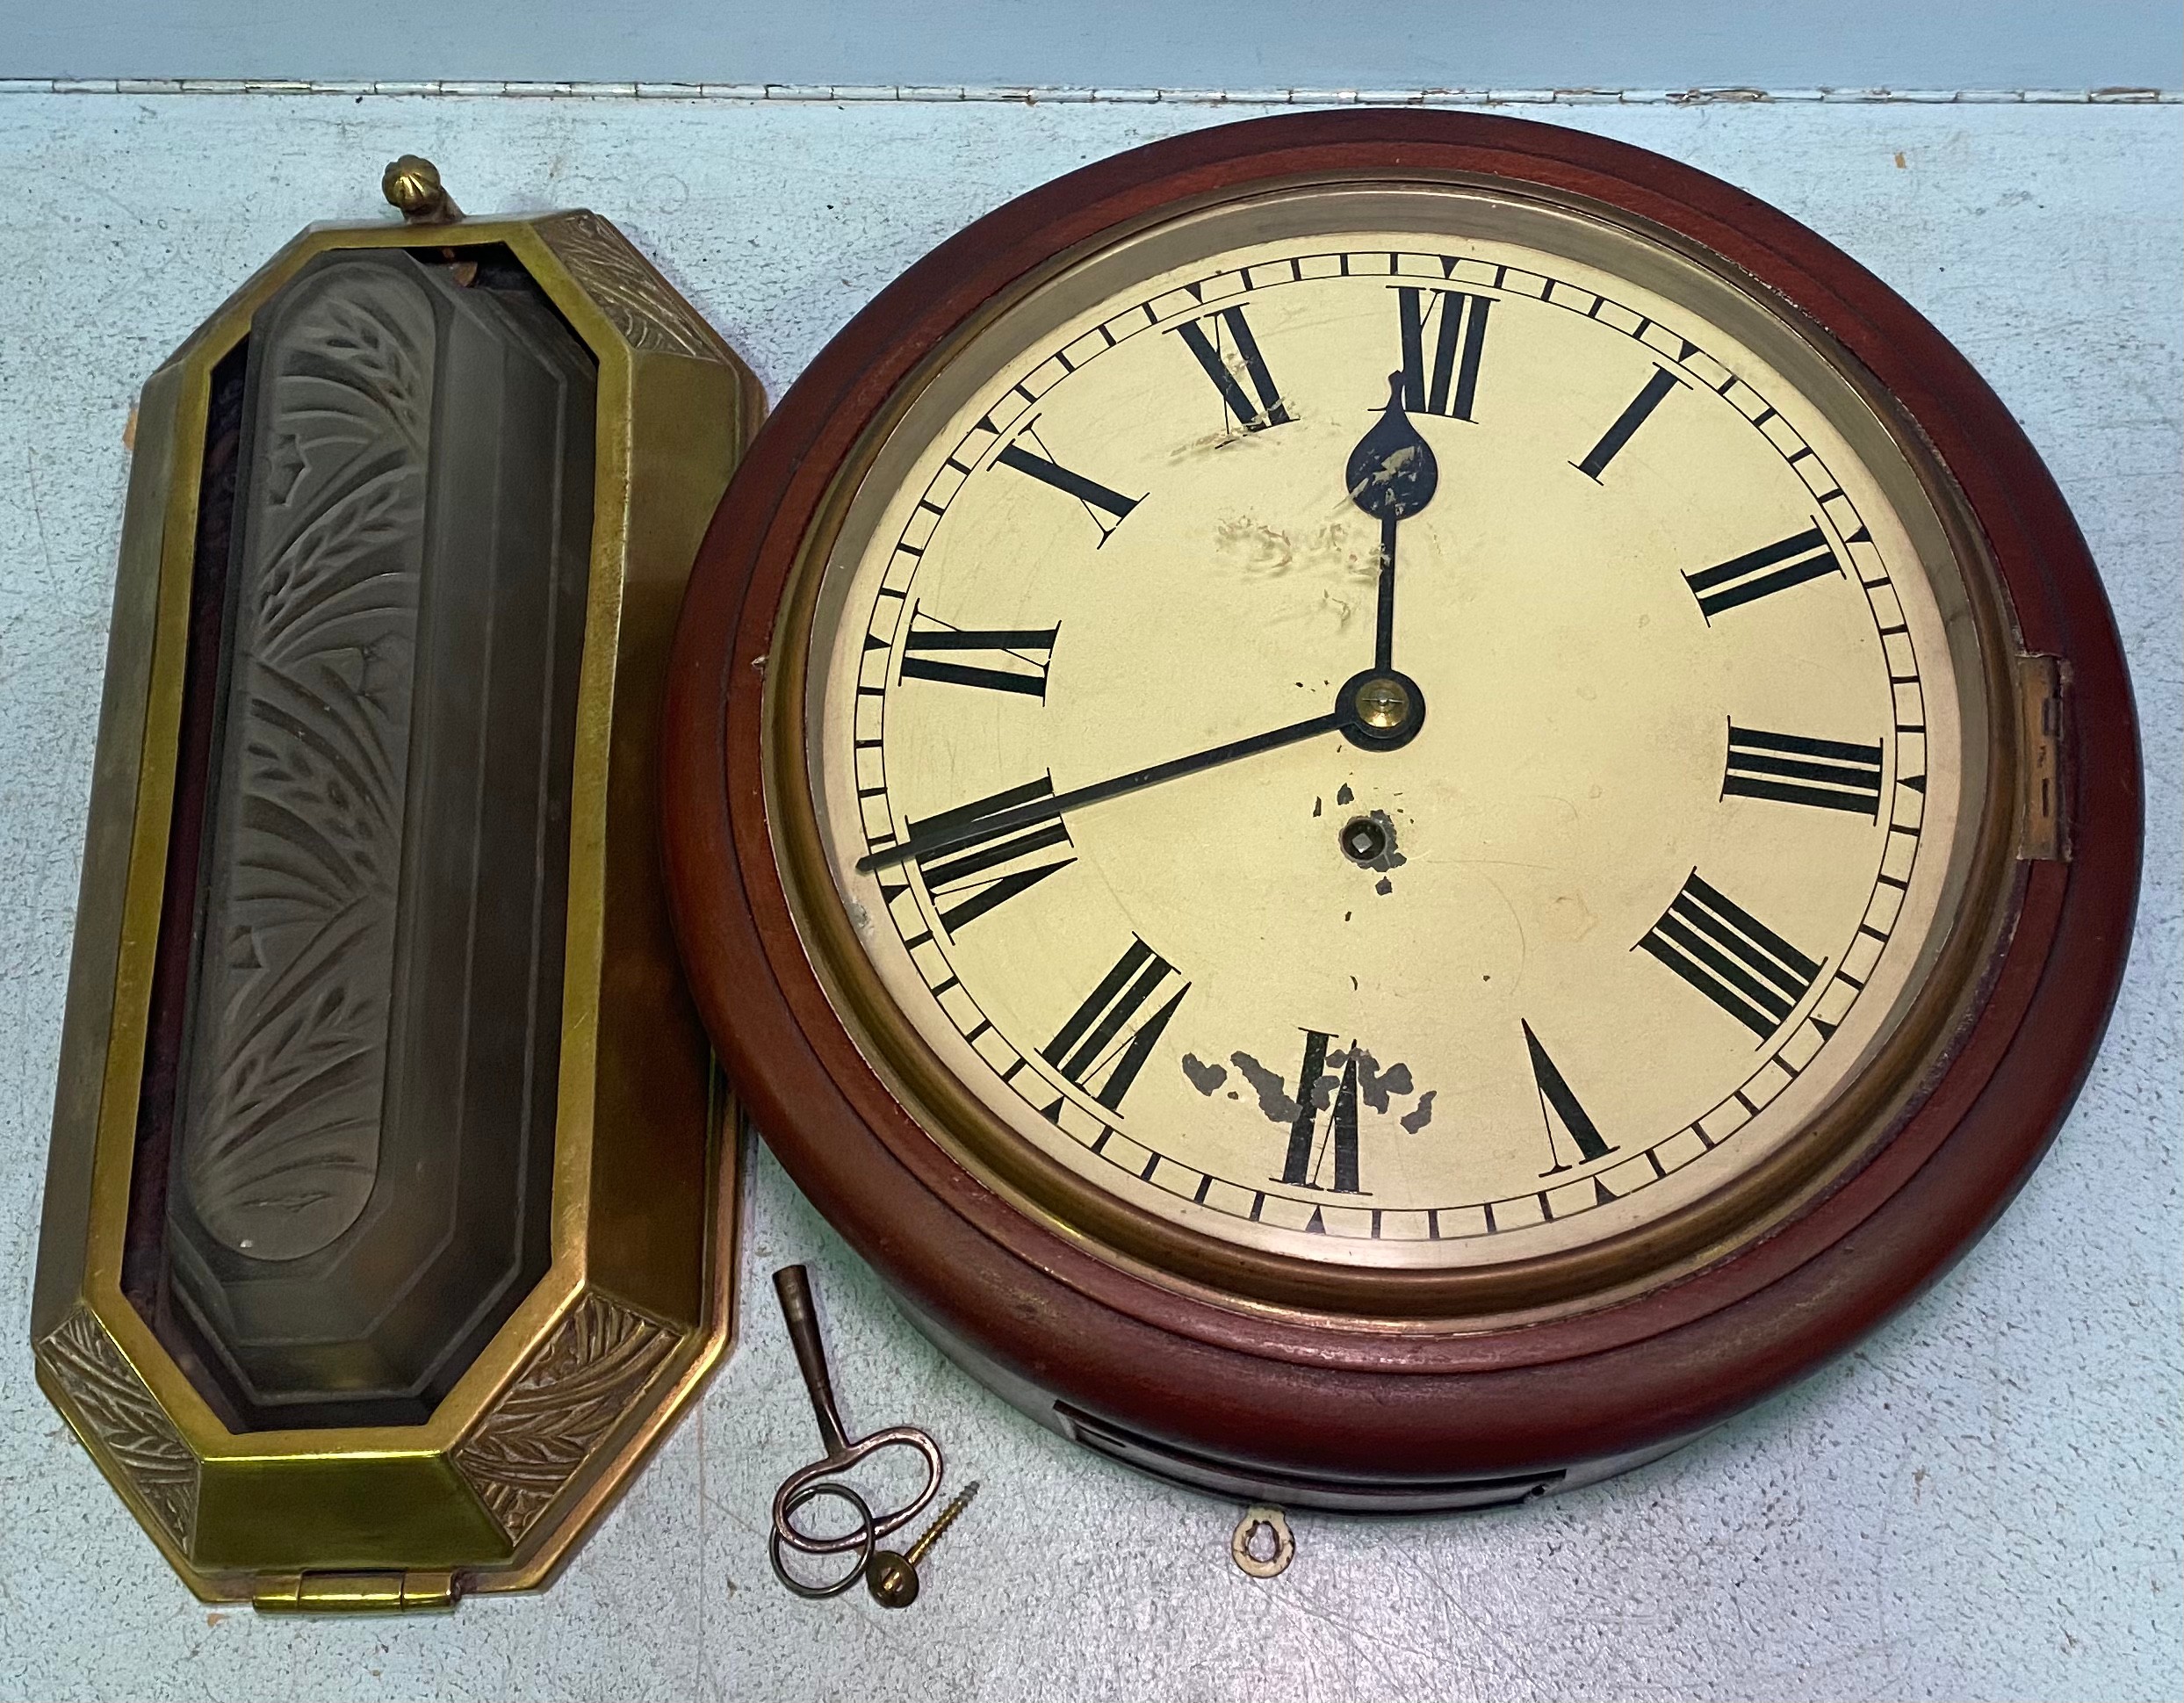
[2015,653,2071,862]
[253,1571,460,1614]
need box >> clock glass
[775,182,2003,1307]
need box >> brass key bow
[768,1265,943,1558]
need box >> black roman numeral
[1042,938,1189,1112]
[993,427,1142,543]
[1572,366,1683,480]
[897,607,1058,699]
[1637,872,1823,1040]
[1275,1029,1364,1194]
[1394,286,1492,420]
[1684,523,1842,620]
[1523,1021,1616,1174]
[895,776,1074,935]
[1173,306,1291,433]
[1723,725,1885,818]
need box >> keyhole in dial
[1339,815,1388,865]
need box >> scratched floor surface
[0,92,2175,1703]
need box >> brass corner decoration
[32,159,761,1609]
[36,1308,200,1549]
[454,1294,682,1544]
[535,211,732,363]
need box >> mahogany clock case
[661,111,2141,1507]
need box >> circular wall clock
[663,111,2139,1508]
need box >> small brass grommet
[1230,1505,1294,1579]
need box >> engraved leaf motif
[180,262,434,1262]
[39,1310,198,1544]
[537,211,725,363]
[454,1294,680,1541]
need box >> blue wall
[5,0,2180,90]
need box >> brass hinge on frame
[253,1570,460,1614]
[2015,653,2071,862]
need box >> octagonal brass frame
[32,191,761,1609]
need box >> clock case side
[663,110,2141,1500]
[33,208,766,1602]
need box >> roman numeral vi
[1276,1029,1364,1194]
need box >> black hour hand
[1346,371,1439,521]
[1347,372,1439,673]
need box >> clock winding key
[768,1265,943,1564]
[866,1480,981,1609]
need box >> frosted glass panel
[129,247,597,1430]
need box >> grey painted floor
[0,92,2176,1703]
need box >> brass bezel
[32,206,761,1605]
[761,171,2028,1331]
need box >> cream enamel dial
[789,184,1989,1278]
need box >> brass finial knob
[382,155,461,224]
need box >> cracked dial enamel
[789,184,1990,1274]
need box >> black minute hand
[1345,372,1440,674]
[858,709,1344,874]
